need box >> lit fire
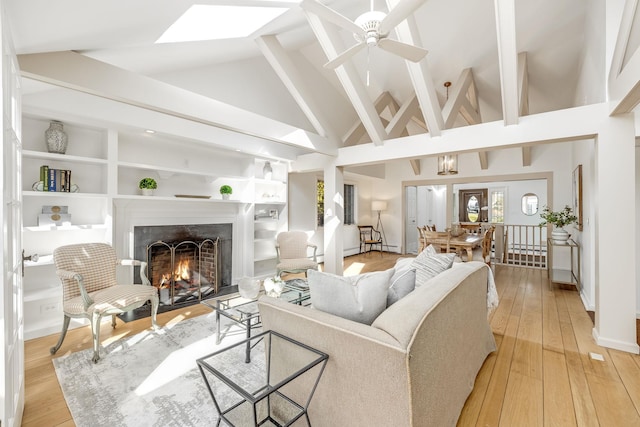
[159,257,192,288]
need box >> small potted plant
[139,177,157,196]
[539,205,577,243]
[219,184,233,200]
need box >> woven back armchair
[51,243,159,363]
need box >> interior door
[459,189,488,223]
[1,18,24,427]
[405,186,417,253]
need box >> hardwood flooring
[22,253,640,426]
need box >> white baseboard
[592,328,640,354]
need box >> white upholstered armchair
[275,231,318,277]
[51,243,159,363]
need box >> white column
[593,113,639,353]
[323,160,344,275]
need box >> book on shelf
[40,165,49,192]
[46,168,72,192]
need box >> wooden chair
[51,243,159,363]
[358,225,383,255]
[275,231,318,277]
[417,226,427,252]
[423,230,453,254]
[469,225,496,265]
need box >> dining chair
[51,242,159,363]
[469,225,496,265]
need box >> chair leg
[150,294,159,330]
[91,312,103,363]
[111,314,117,328]
[50,315,71,355]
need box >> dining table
[427,232,483,261]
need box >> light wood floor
[22,253,640,426]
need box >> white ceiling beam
[608,0,640,114]
[478,151,489,170]
[256,35,341,143]
[518,52,531,166]
[494,0,519,126]
[387,95,420,139]
[386,0,444,137]
[303,10,387,145]
[409,159,421,175]
[343,91,400,145]
[518,52,530,116]
[331,103,605,168]
[18,51,337,156]
[442,68,479,128]
[522,146,532,166]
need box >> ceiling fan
[301,0,428,69]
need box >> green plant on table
[539,205,577,228]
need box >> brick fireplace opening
[128,223,233,317]
[148,238,219,305]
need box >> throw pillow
[307,268,393,325]
[411,245,455,287]
[387,268,416,307]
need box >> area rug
[53,312,251,427]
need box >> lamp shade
[372,200,387,211]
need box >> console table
[547,238,580,290]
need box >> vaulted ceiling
[7,0,590,163]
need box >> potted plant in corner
[139,177,157,196]
[539,205,577,243]
[219,184,232,200]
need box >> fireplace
[147,238,219,305]
[133,223,232,312]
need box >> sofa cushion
[411,245,455,287]
[387,258,416,306]
[308,268,393,325]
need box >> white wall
[288,171,372,259]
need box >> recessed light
[145,129,155,134]
[156,5,289,44]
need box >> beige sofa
[258,261,496,427]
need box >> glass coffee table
[197,330,328,427]
[201,279,310,362]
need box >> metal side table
[197,330,328,427]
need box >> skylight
[156,5,290,43]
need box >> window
[490,189,505,223]
[317,181,355,227]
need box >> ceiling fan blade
[379,0,426,34]
[324,42,367,69]
[300,0,365,36]
[377,38,428,62]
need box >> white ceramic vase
[551,227,570,243]
[238,278,261,299]
[141,188,154,196]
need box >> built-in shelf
[22,150,108,165]
[22,190,106,198]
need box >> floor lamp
[372,200,388,252]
